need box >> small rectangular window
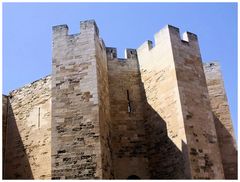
[127,90,131,113]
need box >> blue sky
[3,3,238,138]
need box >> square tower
[137,25,225,179]
[52,20,112,179]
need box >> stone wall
[168,26,224,179]
[204,62,237,179]
[137,26,188,179]
[107,48,149,179]
[95,38,113,178]
[52,20,110,179]
[4,76,51,179]
[2,95,9,178]
[3,20,237,180]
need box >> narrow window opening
[38,107,40,128]
[127,90,131,113]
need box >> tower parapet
[80,19,99,36]
[52,20,99,42]
[106,47,138,60]
[125,48,137,59]
[52,24,68,36]
[106,47,117,59]
[137,40,153,53]
[137,25,200,59]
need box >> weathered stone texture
[2,95,8,177]
[52,20,112,179]
[137,26,188,179]
[4,76,51,179]
[204,62,237,179]
[3,20,237,180]
[107,48,149,179]
[137,25,226,179]
[95,38,113,179]
[168,27,224,179]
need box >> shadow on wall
[142,96,187,179]
[3,102,33,179]
[136,64,188,179]
[213,114,238,179]
[139,78,237,179]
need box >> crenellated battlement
[52,24,69,35]
[138,24,199,54]
[106,47,138,61]
[125,48,138,59]
[80,19,99,36]
[182,31,198,43]
[106,47,117,59]
[159,24,198,45]
[52,20,99,39]
[137,40,153,53]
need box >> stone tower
[204,62,238,179]
[2,20,237,179]
[52,20,113,179]
[137,25,225,179]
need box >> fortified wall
[203,63,237,179]
[2,20,237,179]
[3,76,51,179]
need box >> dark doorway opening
[127,175,140,179]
